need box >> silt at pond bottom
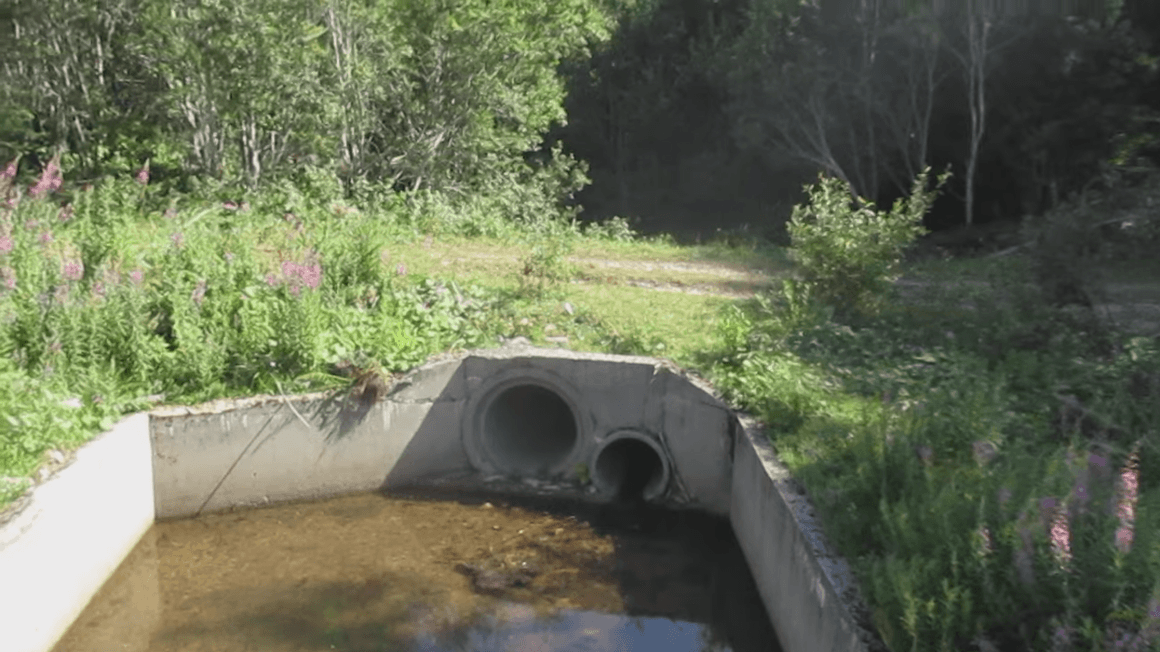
[52,489,780,652]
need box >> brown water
[53,490,779,652]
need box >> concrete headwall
[151,343,738,519]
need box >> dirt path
[437,250,776,299]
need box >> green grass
[0,169,774,511]
[711,262,1160,651]
[2,166,1158,652]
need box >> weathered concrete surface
[0,413,154,652]
[731,415,883,652]
[153,341,738,518]
[150,382,471,519]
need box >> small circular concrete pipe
[591,430,670,502]
[479,383,579,475]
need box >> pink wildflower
[38,230,53,245]
[24,219,38,230]
[134,161,149,185]
[396,263,408,277]
[0,235,12,255]
[92,281,105,298]
[1,158,15,180]
[1114,449,1140,554]
[171,232,183,248]
[190,279,207,307]
[62,260,84,282]
[222,201,237,210]
[300,262,321,290]
[1,266,15,290]
[58,204,73,222]
[163,208,177,220]
[1049,504,1071,567]
[265,273,278,287]
[129,269,144,286]
[28,155,62,199]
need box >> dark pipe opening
[482,384,577,474]
[594,438,665,504]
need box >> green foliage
[786,168,947,319]
[1,0,609,233]
[0,161,523,487]
[711,253,1160,651]
[583,216,639,242]
[517,232,576,298]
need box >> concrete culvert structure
[592,430,670,502]
[480,383,578,475]
[1,343,888,652]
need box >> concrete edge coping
[734,412,887,652]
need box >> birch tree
[939,0,1026,226]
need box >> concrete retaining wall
[151,344,738,519]
[0,413,154,652]
[731,415,881,652]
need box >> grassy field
[1,169,1158,651]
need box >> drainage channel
[51,490,779,652]
[4,345,882,652]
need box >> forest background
[2,0,1158,245]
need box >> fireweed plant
[711,176,1160,650]
[0,159,524,488]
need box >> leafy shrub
[786,168,948,319]
[518,234,575,298]
[584,216,638,242]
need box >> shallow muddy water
[53,490,779,652]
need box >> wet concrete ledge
[0,343,882,652]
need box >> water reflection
[53,491,778,652]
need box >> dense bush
[785,168,947,319]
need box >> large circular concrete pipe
[478,383,578,475]
[591,430,670,502]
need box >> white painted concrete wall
[0,413,154,652]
